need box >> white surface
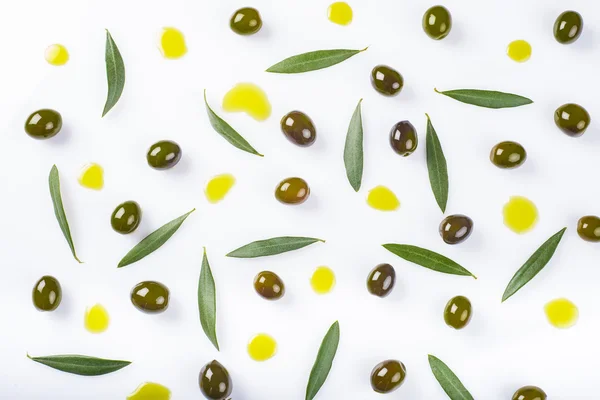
[1,0,599,399]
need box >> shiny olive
[199,360,232,400]
[281,111,316,146]
[439,214,473,245]
[444,295,472,329]
[254,271,285,300]
[32,276,62,311]
[423,5,452,40]
[275,177,310,205]
[577,215,600,242]
[130,281,170,313]
[371,65,403,96]
[230,7,262,35]
[390,121,417,156]
[110,201,142,234]
[25,109,62,139]
[554,103,590,137]
[147,140,181,169]
[490,141,527,169]
[554,11,583,44]
[370,360,406,393]
[367,263,396,298]
[512,385,547,400]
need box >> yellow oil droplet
[127,382,171,400]
[507,40,532,62]
[367,186,400,211]
[503,196,538,234]
[328,2,353,25]
[247,333,277,361]
[84,304,110,334]
[311,266,336,294]
[222,83,271,121]
[45,44,69,66]
[158,27,187,59]
[78,163,104,190]
[545,298,578,329]
[205,174,236,204]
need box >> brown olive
[130,281,170,313]
[444,295,472,329]
[254,271,285,300]
[281,111,316,146]
[512,385,547,400]
[199,360,232,400]
[32,276,62,311]
[577,215,600,242]
[390,121,418,156]
[439,214,473,244]
[366,264,396,298]
[275,177,310,205]
[370,359,406,393]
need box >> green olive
[199,360,232,400]
[444,295,472,329]
[32,276,62,311]
[490,141,527,169]
[554,11,583,44]
[25,109,62,139]
[554,103,590,137]
[230,7,262,35]
[111,201,142,234]
[281,111,316,146]
[366,263,396,298]
[371,65,403,96]
[390,121,417,156]
[130,281,170,313]
[577,215,600,242]
[423,5,452,40]
[512,385,547,400]
[370,360,406,393]
[254,271,285,300]
[147,140,181,169]
[439,214,473,244]
[275,177,310,205]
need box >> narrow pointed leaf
[267,48,367,74]
[383,244,476,278]
[306,321,340,400]
[27,354,131,376]
[49,165,82,263]
[343,99,363,191]
[428,355,474,400]
[435,88,533,109]
[426,114,448,212]
[227,236,324,258]
[102,30,125,117]
[198,248,219,350]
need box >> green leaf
[203,90,263,157]
[305,321,340,400]
[117,209,195,268]
[27,353,131,376]
[198,248,219,351]
[266,47,367,74]
[502,227,567,302]
[49,165,82,263]
[434,88,533,109]
[383,244,476,278]
[102,30,125,117]
[426,114,449,212]
[343,99,363,192]
[428,355,474,400]
[226,236,325,258]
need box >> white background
[1,0,599,398]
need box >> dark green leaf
[306,321,340,400]
[49,165,82,263]
[226,236,325,258]
[198,248,219,351]
[434,88,533,109]
[502,227,567,302]
[266,47,367,74]
[102,30,125,117]
[383,244,476,278]
[426,114,449,212]
[343,99,363,192]
[27,353,131,376]
[428,355,474,400]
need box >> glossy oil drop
[222,83,271,121]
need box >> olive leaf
[343,99,364,192]
[383,244,476,279]
[102,30,125,117]
[306,321,340,400]
[117,209,195,268]
[226,236,325,258]
[426,113,449,212]
[198,248,219,351]
[502,227,567,302]
[428,355,474,400]
[204,90,263,157]
[434,88,533,109]
[266,47,367,74]
[49,165,82,263]
[27,353,131,376]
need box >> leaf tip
[360,46,369,52]
[425,112,431,121]
[433,88,442,94]
[317,238,326,243]
[26,353,32,360]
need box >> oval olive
[490,141,527,169]
[32,276,62,311]
[199,360,232,400]
[554,103,590,137]
[439,214,473,245]
[254,271,285,300]
[111,201,142,234]
[367,263,396,298]
[577,215,600,242]
[25,109,62,139]
[275,177,310,205]
[147,140,182,169]
[230,7,262,35]
[130,281,170,313]
[512,385,547,400]
[390,121,418,156]
[370,359,406,393]
[444,295,472,329]
[554,11,583,44]
[423,5,452,40]
[281,111,316,146]
[371,65,403,96]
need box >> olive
[439,214,473,245]
[24,109,62,139]
[366,263,396,298]
[147,140,181,169]
[130,281,170,313]
[490,141,527,169]
[32,276,62,311]
[389,121,417,156]
[110,201,142,234]
[554,11,583,44]
[512,385,547,400]
[199,360,232,400]
[371,65,403,96]
[370,360,406,393]
[423,5,452,40]
[254,271,285,300]
[444,295,472,329]
[275,177,310,205]
[281,111,316,146]
[230,7,262,35]
[554,103,590,137]
[577,215,600,242]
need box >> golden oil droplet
[127,382,171,400]
[84,304,110,333]
[205,174,236,204]
[222,83,271,121]
[311,266,336,294]
[247,333,277,361]
[367,186,400,211]
[45,44,69,66]
[78,163,104,190]
[503,196,538,233]
[158,27,187,59]
[545,298,578,329]
[507,40,532,62]
[328,2,353,25]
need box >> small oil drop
[247,333,277,361]
[78,163,104,190]
[503,196,538,234]
[328,2,353,25]
[158,27,187,59]
[222,83,271,121]
[311,266,336,294]
[507,40,532,62]
[545,298,578,329]
[205,174,236,204]
[127,382,171,400]
[367,186,400,211]
[84,304,110,334]
[45,44,69,66]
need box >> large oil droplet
[247,333,277,361]
[84,304,110,333]
[507,40,532,62]
[127,382,171,400]
[367,186,400,211]
[503,196,538,234]
[328,2,353,25]
[78,163,104,190]
[45,44,69,66]
[311,266,336,294]
[545,298,578,329]
[205,174,235,204]
[158,27,187,59]
[222,83,271,121]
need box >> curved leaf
[27,353,131,376]
[426,114,449,212]
[267,48,367,74]
[383,244,476,278]
[428,355,474,400]
[227,236,324,258]
[49,165,82,263]
[102,30,125,117]
[198,248,219,350]
[306,321,340,400]
[343,99,363,191]
[435,88,533,109]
